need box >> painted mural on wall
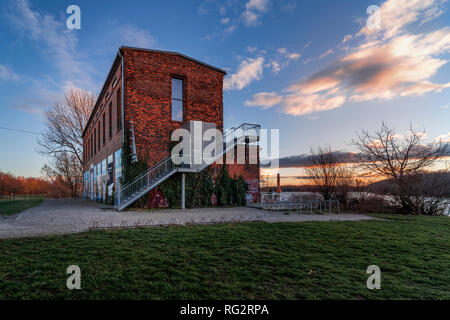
[246,178,259,203]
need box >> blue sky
[0,0,449,177]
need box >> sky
[0,0,449,177]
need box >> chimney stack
[277,173,281,193]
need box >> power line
[0,126,41,135]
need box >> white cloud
[342,34,353,44]
[304,48,335,64]
[267,47,301,74]
[288,53,301,60]
[224,57,264,90]
[357,0,447,40]
[420,6,445,25]
[434,132,450,143]
[318,49,335,60]
[0,65,19,81]
[118,25,155,48]
[221,17,230,24]
[246,0,270,12]
[269,61,281,74]
[282,93,346,116]
[6,0,95,89]
[224,24,237,35]
[280,0,296,13]
[242,0,270,26]
[245,92,282,108]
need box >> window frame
[109,102,112,140]
[98,121,101,150]
[116,89,122,132]
[171,77,184,122]
[103,113,106,145]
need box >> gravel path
[0,198,376,239]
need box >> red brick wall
[122,47,225,167]
[83,60,123,172]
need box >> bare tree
[352,122,448,215]
[334,166,355,208]
[305,146,352,201]
[38,88,95,197]
[39,88,95,164]
[41,152,82,197]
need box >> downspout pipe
[118,48,125,145]
[117,49,125,206]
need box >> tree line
[0,171,55,198]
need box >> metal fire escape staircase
[115,123,260,211]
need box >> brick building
[82,46,260,209]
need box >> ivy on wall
[215,166,249,207]
[121,125,149,186]
[121,125,150,208]
[159,166,249,208]
[121,126,249,209]
[159,170,214,208]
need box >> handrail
[122,123,259,190]
[121,156,172,190]
[115,122,261,210]
[119,157,174,196]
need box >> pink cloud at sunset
[245,0,450,116]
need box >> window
[103,113,106,145]
[94,128,97,155]
[109,103,112,139]
[171,78,183,121]
[117,89,122,131]
[112,77,117,89]
[98,122,101,150]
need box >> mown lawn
[0,214,449,299]
[0,198,44,216]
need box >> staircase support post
[181,173,186,209]
[116,180,121,210]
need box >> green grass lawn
[0,198,44,216]
[0,214,449,299]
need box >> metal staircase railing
[115,122,260,211]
